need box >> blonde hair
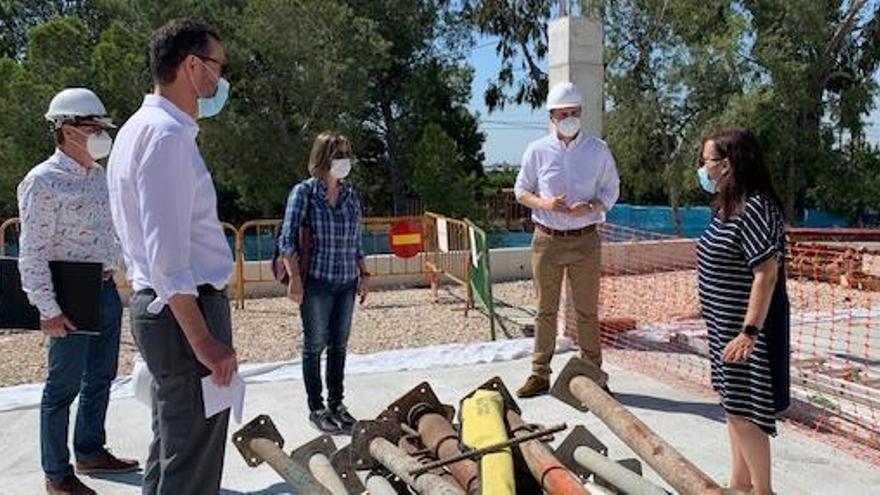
[308,131,351,178]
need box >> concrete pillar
[548,14,604,137]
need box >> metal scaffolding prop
[232,363,735,494]
[231,415,332,495]
[551,357,725,495]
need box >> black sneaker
[309,408,342,434]
[331,405,357,434]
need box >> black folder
[0,257,103,334]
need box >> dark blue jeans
[40,281,122,482]
[300,276,357,412]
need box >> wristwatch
[360,271,372,278]
[741,325,761,338]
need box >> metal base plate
[550,357,609,413]
[379,381,455,426]
[554,425,609,480]
[329,444,367,494]
[231,415,285,468]
[289,434,337,468]
[350,418,404,471]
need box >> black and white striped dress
[697,194,791,435]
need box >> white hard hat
[45,88,115,129]
[546,82,583,110]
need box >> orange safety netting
[556,224,880,465]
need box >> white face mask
[330,158,352,179]
[86,131,113,160]
[71,127,113,161]
[555,116,581,138]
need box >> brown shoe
[516,375,550,398]
[75,449,140,475]
[46,474,96,495]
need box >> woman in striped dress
[696,128,790,495]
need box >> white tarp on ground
[0,337,576,413]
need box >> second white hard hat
[45,88,115,129]
[546,81,583,110]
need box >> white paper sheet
[201,373,245,424]
[437,218,449,253]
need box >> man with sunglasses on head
[18,87,139,495]
[107,18,236,495]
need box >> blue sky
[467,38,548,166]
[466,37,880,166]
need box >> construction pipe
[572,446,666,495]
[249,438,332,494]
[232,416,331,495]
[553,358,723,495]
[460,389,516,495]
[307,453,348,495]
[369,437,464,495]
[398,434,464,490]
[365,472,400,495]
[506,411,592,495]
[416,412,480,494]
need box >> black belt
[535,223,597,237]
[136,284,227,297]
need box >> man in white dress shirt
[513,82,620,398]
[18,87,139,495]
[107,19,236,494]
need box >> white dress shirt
[514,131,620,231]
[107,95,233,313]
[17,150,121,319]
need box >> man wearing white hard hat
[513,81,620,398]
[17,87,139,495]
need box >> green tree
[412,123,478,217]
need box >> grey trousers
[130,286,232,495]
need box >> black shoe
[309,408,342,434]
[331,405,357,434]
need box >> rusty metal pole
[416,413,479,494]
[551,358,724,495]
[506,410,593,495]
[352,419,464,495]
[368,437,465,495]
[380,382,480,494]
[399,433,464,491]
[232,415,331,494]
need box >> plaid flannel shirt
[279,178,364,284]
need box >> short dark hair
[149,19,220,85]
[702,127,783,220]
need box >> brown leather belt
[535,223,597,237]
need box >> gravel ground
[1,273,877,387]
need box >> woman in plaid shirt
[279,131,370,434]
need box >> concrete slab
[1,355,877,494]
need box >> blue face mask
[198,76,229,119]
[698,166,716,194]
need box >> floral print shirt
[16,150,121,319]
